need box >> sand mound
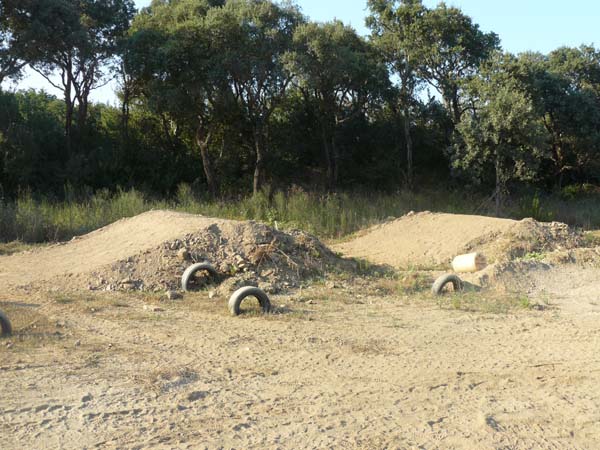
[0,210,346,293]
[333,212,582,270]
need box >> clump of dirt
[466,218,583,263]
[334,212,583,270]
[84,219,349,294]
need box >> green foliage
[0,0,599,216]
[409,1,500,124]
[286,20,389,189]
[453,52,549,206]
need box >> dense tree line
[1,0,599,204]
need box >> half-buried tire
[228,286,271,316]
[0,309,12,336]
[181,262,219,292]
[431,274,463,296]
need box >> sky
[10,0,600,104]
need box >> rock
[166,290,182,300]
[177,248,191,261]
[143,305,165,312]
[262,282,282,294]
[208,290,216,299]
[187,391,208,402]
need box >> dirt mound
[333,212,582,270]
[0,210,347,293]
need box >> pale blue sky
[12,0,600,103]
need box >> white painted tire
[0,309,12,336]
[431,274,463,296]
[181,262,219,292]
[228,286,271,316]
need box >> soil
[1,210,600,449]
[333,211,582,269]
[0,210,348,295]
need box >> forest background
[1,0,600,242]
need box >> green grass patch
[434,291,539,314]
[2,185,600,244]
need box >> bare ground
[1,211,600,449]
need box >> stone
[166,290,182,300]
[143,305,164,312]
[177,248,191,261]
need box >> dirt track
[1,211,600,449]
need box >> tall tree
[4,0,135,152]
[366,0,425,189]
[0,2,27,85]
[517,50,600,188]
[454,53,548,211]
[213,0,303,194]
[411,2,499,125]
[128,0,230,197]
[287,20,388,190]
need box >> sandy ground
[333,212,516,268]
[1,211,600,449]
[0,211,229,287]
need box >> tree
[411,2,499,125]
[4,0,135,152]
[212,0,304,194]
[287,20,388,189]
[516,50,600,188]
[128,0,230,197]
[366,0,425,188]
[0,2,26,85]
[454,53,548,211]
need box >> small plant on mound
[522,251,545,262]
[583,231,600,247]
[398,271,432,294]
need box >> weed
[519,296,532,309]
[2,186,600,245]
[523,252,545,262]
[398,271,432,294]
[54,295,74,304]
[583,231,600,247]
[434,290,538,314]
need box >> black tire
[228,286,271,316]
[0,309,12,336]
[181,262,219,292]
[431,274,463,296]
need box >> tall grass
[1,185,599,243]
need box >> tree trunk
[64,89,74,158]
[253,126,265,195]
[330,134,339,190]
[77,97,88,133]
[403,106,413,190]
[196,122,217,198]
[444,88,462,126]
[495,153,503,215]
[321,123,333,190]
[121,87,130,143]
